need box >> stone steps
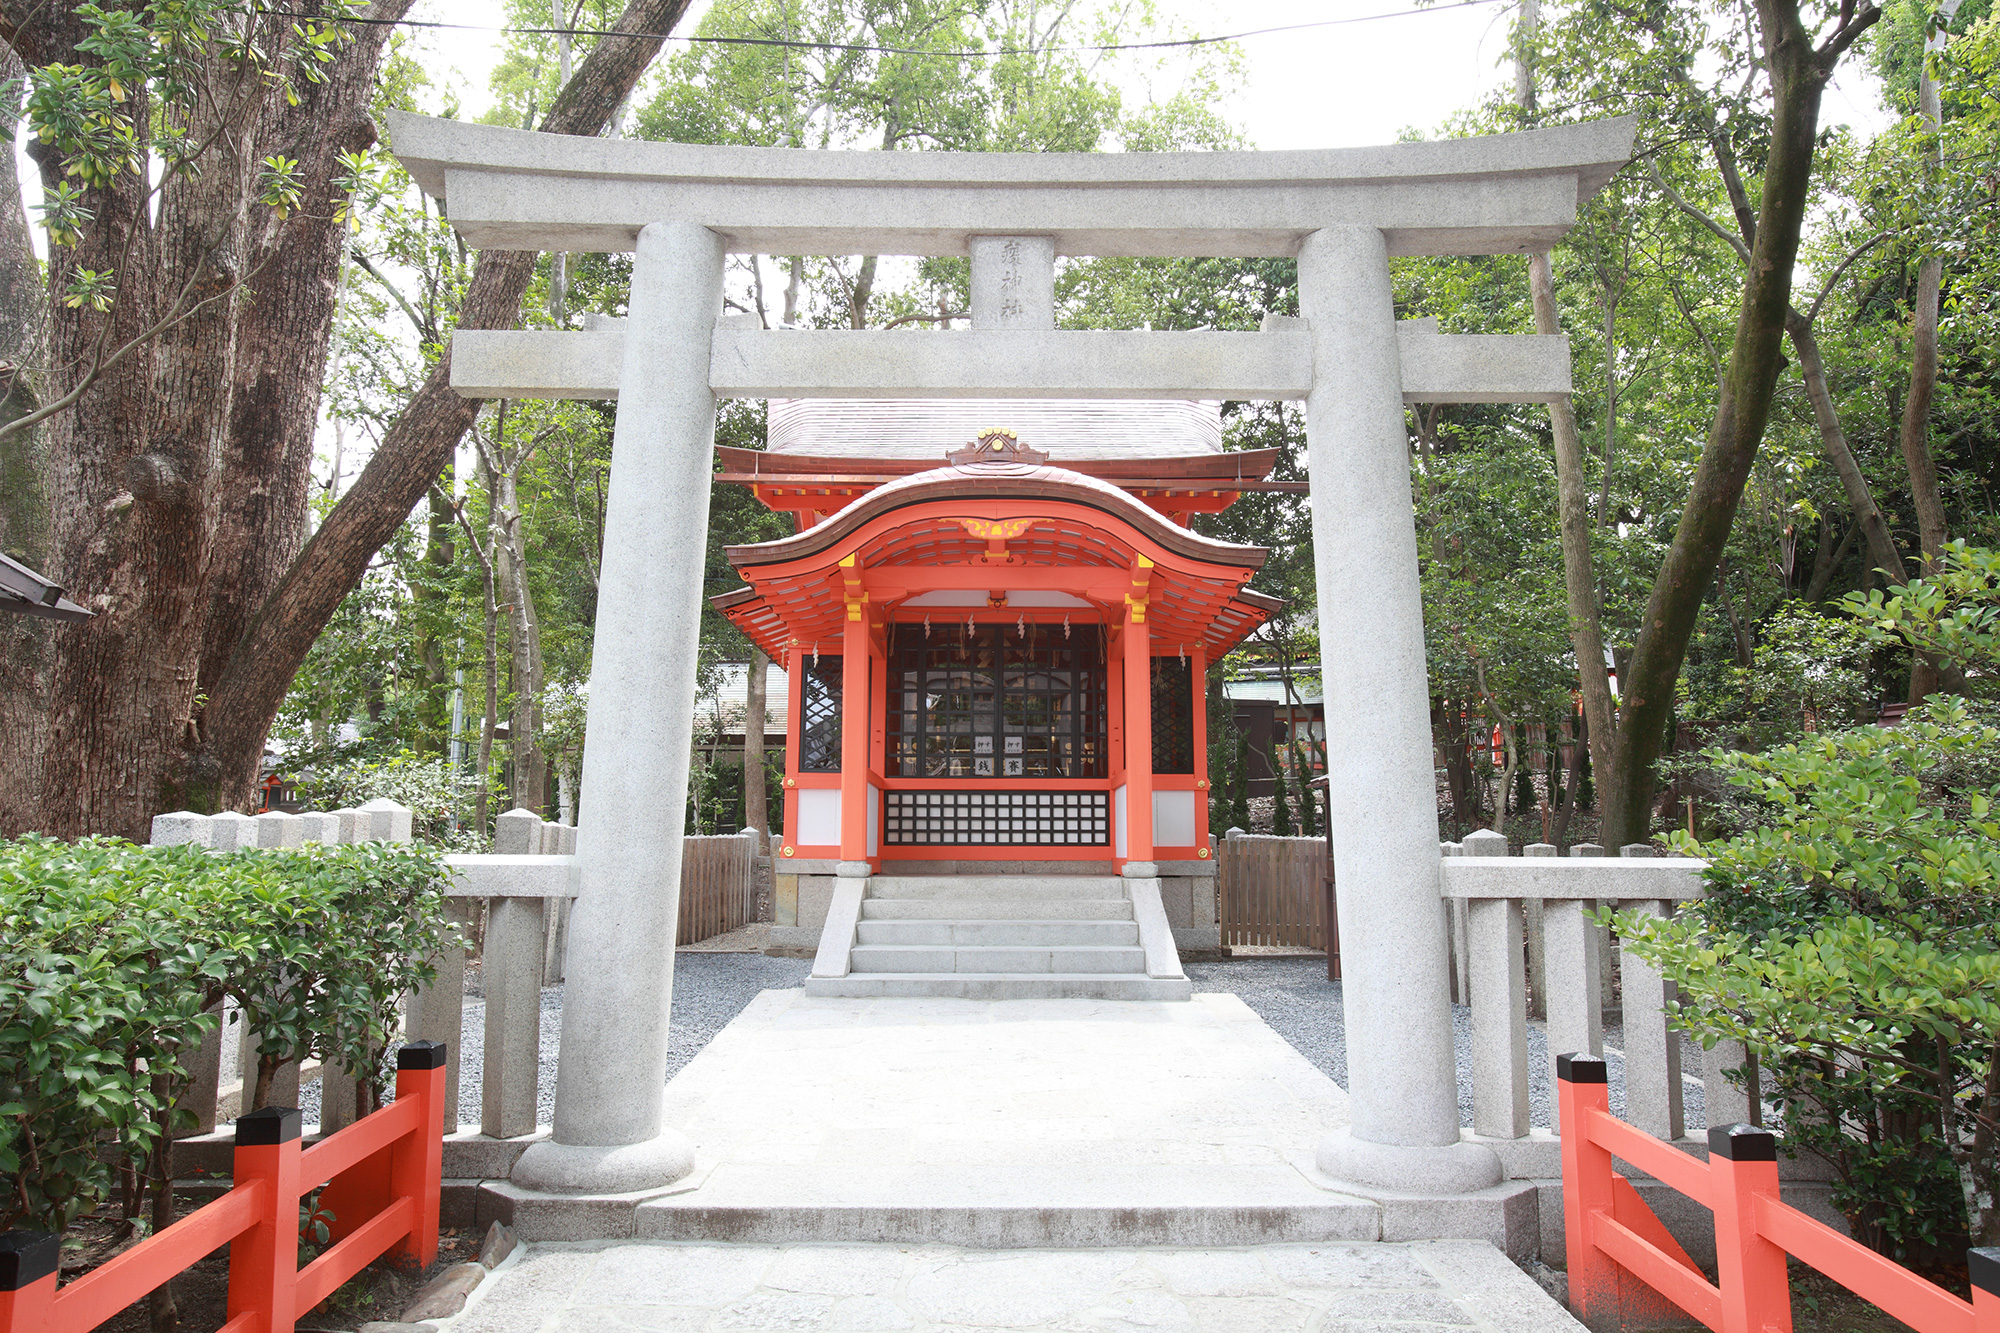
[856,918,1139,947]
[861,897,1132,921]
[865,875,1123,900]
[800,972,1193,1001]
[807,872,1184,1001]
[850,943,1146,974]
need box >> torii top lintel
[386,111,1636,260]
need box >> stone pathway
[439,956,1705,1135]
[443,1239,1585,1333]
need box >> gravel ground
[306,954,1704,1132]
[1186,956,1706,1130]
[457,953,812,1126]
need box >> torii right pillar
[1300,227,1502,1195]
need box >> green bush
[0,836,454,1235]
[1615,697,2000,1257]
[289,750,481,847]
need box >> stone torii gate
[388,111,1636,1201]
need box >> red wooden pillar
[1191,643,1211,857]
[389,1043,447,1268]
[228,1107,302,1333]
[1709,1122,1793,1333]
[1122,597,1154,863]
[782,646,804,852]
[1556,1053,1622,1331]
[839,596,871,864]
[0,1233,58,1333]
[1972,1250,2000,1333]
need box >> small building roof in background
[0,553,92,622]
[704,661,792,736]
[1224,666,1323,707]
[767,398,1222,460]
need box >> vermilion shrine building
[715,401,1283,872]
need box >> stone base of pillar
[511,1129,697,1195]
[1314,1128,1503,1195]
[1118,861,1160,877]
[834,860,874,878]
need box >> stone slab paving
[593,990,1376,1246]
[441,1238,1584,1333]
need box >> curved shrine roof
[714,444,1281,663]
[725,455,1267,572]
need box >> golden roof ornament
[945,428,1049,468]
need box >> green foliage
[291,752,481,849]
[1271,760,1293,838]
[0,839,227,1233]
[1684,603,1876,750]
[0,836,453,1235]
[220,840,454,1112]
[19,1,367,303]
[1617,697,2000,1252]
[1842,541,2000,681]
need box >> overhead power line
[275,1,1513,60]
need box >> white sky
[12,1,1893,254]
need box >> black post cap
[1970,1247,2000,1297]
[1557,1053,1609,1084]
[0,1232,59,1291]
[1707,1123,1777,1162]
[233,1106,302,1146]
[397,1040,448,1071]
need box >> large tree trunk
[0,44,52,834]
[1514,0,1621,825]
[0,3,410,838]
[1901,255,1952,703]
[189,0,693,818]
[494,458,546,814]
[1786,311,1908,585]
[1597,0,1877,848]
[1904,0,1965,706]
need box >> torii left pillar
[513,220,723,1193]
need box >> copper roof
[766,398,1222,459]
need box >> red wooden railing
[1,1042,446,1333]
[1558,1052,2000,1333]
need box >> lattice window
[886,624,1105,779]
[798,656,843,773]
[1150,656,1195,775]
[884,790,1110,846]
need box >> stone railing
[150,799,421,1133]
[148,802,576,1144]
[1438,830,1752,1144]
[431,808,578,1139]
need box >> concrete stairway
[804,874,1192,1000]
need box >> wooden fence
[1,1045,445,1333]
[1217,833,1332,952]
[678,830,759,945]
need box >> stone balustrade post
[486,809,549,1138]
[1461,831,1528,1140]
[253,811,305,849]
[150,811,215,848]
[1522,843,1554,1020]
[1619,897,1685,1139]
[211,810,256,851]
[1704,1039,1758,1127]
[298,812,340,845]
